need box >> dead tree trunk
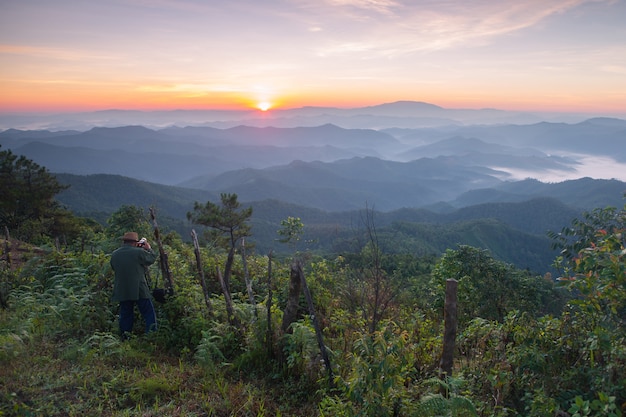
[296,260,334,388]
[281,259,303,334]
[240,238,257,317]
[217,265,239,327]
[191,229,212,315]
[149,207,174,295]
[266,251,274,358]
[2,226,10,268]
[439,279,458,382]
[222,246,235,294]
[0,227,10,309]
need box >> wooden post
[191,229,212,315]
[439,279,458,381]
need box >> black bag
[152,287,172,303]
[146,266,172,303]
[152,288,167,303]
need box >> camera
[138,237,147,247]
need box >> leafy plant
[195,328,227,370]
[283,319,319,375]
[413,377,478,417]
[568,392,622,417]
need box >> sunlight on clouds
[135,82,281,109]
[1,0,623,112]
[137,83,245,94]
[0,44,117,61]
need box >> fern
[416,377,478,417]
[195,329,227,369]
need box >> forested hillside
[54,172,623,274]
[1,148,625,416]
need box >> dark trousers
[119,298,157,336]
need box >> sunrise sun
[257,102,272,111]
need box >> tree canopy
[187,193,252,250]
[0,146,70,241]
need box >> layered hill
[2,116,625,190]
[3,107,625,271]
[54,173,625,273]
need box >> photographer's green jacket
[110,244,157,302]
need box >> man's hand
[138,238,152,250]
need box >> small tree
[552,203,626,326]
[0,147,69,241]
[187,193,252,293]
[549,204,626,411]
[106,205,152,241]
[277,216,304,251]
[432,245,560,325]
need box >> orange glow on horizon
[1,83,625,115]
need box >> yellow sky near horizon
[1,0,625,114]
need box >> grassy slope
[1,335,318,416]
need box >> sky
[1,0,626,114]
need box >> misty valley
[1,101,625,416]
[1,102,625,274]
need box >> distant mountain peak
[88,125,154,133]
[581,117,626,127]
[377,100,442,107]
[362,100,444,111]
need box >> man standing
[110,231,158,338]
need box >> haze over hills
[2,100,625,225]
[2,101,625,131]
[3,100,624,272]
[2,104,625,195]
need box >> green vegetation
[55,172,624,273]
[0,146,87,244]
[1,155,625,416]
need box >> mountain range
[51,172,625,274]
[2,101,625,272]
[3,101,625,131]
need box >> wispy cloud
[0,44,118,62]
[304,0,613,56]
[0,0,623,112]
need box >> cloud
[600,65,626,74]
[504,154,626,182]
[0,43,117,62]
[301,0,613,56]
[324,0,400,15]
